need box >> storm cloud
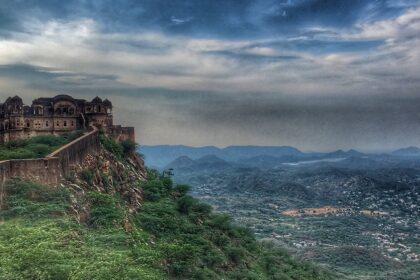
[0,0,420,151]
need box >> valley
[142,146,420,279]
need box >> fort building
[0,94,134,143]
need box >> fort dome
[53,94,76,102]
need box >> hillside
[168,157,420,279]
[0,136,332,280]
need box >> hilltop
[0,134,332,280]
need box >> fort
[0,94,134,143]
[0,94,136,208]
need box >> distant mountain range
[392,146,420,156]
[139,145,420,168]
[140,145,304,168]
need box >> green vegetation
[99,131,137,159]
[0,174,332,279]
[0,131,84,160]
[80,169,94,185]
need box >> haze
[0,0,419,151]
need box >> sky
[0,0,420,151]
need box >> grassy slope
[0,131,84,161]
[0,145,333,279]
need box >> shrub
[25,143,52,157]
[173,184,191,196]
[120,139,137,154]
[80,169,94,185]
[207,213,232,231]
[87,192,125,227]
[101,172,111,190]
[99,135,123,158]
[226,246,246,264]
[177,196,197,214]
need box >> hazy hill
[140,145,376,169]
[166,155,236,173]
[392,146,420,156]
[140,145,220,167]
[140,145,304,168]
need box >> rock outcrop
[64,146,147,224]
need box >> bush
[173,184,191,196]
[100,172,111,190]
[87,192,125,228]
[80,169,94,185]
[177,196,197,214]
[177,195,212,218]
[120,139,137,154]
[99,134,124,158]
[226,246,246,265]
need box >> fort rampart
[0,128,101,209]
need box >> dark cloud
[0,64,119,90]
[266,39,384,53]
[0,0,413,38]
[204,49,300,63]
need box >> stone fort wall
[0,128,101,209]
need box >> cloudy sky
[0,0,420,151]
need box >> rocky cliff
[64,147,147,224]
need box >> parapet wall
[48,128,100,176]
[107,125,135,142]
[0,128,101,209]
[0,157,62,210]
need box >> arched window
[35,106,43,115]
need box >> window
[64,121,67,127]
[56,121,60,127]
[46,121,49,127]
[71,121,74,126]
